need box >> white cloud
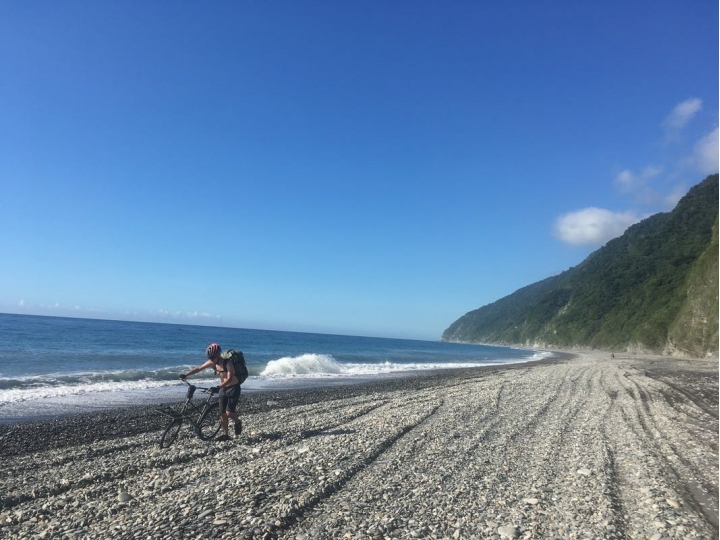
[151,309,222,323]
[187,311,221,319]
[153,309,182,318]
[554,208,640,246]
[692,127,719,175]
[663,98,702,137]
[18,299,25,307]
[613,166,678,207]
[615,166,662,193]
[556,97,713,248]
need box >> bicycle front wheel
[160,418,183,449]
[197,402,222,440]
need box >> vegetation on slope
[442,175,719,356]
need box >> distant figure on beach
[611,353,615,359]
[181,343,243,441]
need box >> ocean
[0,313,553,423]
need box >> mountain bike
[156,381,221,448]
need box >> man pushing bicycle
[181,343,242,442]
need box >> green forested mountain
[442,175,719,357]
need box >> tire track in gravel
[0,396,395,513]
[633,380,719,537]
[657,387,717,431]
[0,391,447,535]
[412,362,598,537]
[248,391,447,445]
[600,434,628,540]
[2,394,438,536]
[277,375,521,538]
[610,378,717,539]
[616,368,719,537]
[1,439,146,478]
[295,393,444,437]
[599,365,629,539]
[286,366,595,539]
[3,395,386,510]
[239,397,446,538]
[624,371,719,496]
[0,437,233,510]
[496,362,616,538]
[3,357,714,540]
[644,370,719,420]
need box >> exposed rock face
[667,218,719,357]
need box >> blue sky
[1,1,718,340]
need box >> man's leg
[226,387,242,435]
[226,411,241,433]
[218,394,230,436]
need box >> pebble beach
[0,352,717,540]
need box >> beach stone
[498,525,519,538]
[0,353,717,540]
[117,492,132,503]
[666,498,681,509]
[576,468,592,476]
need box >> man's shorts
[219,384,241,414]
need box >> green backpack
[221,349,249,385]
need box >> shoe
[234,420,243,435]
[217,434,231,442]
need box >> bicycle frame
[157,380,223,449]
[157,382,216,429]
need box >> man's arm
[182,360,214,378]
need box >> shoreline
[0,349,560,426]
[0,352,573,454]
[1,351,716,539]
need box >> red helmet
[205,343,221,360]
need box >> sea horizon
[0,310,440,343]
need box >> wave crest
[260,354,345,377]
[0,366,216,404]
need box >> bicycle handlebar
[180,379,216,393]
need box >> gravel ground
[0,352,717,540]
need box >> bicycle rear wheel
[197,402,221,440]
[160,418,183,448]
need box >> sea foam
[0,366,216,404]
[0,379,181,405]
[257,353,516,378]
[260,354,346,377]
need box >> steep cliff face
[442,175,719,357]
[666,217,719,357]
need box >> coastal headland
[1,352,717,539]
